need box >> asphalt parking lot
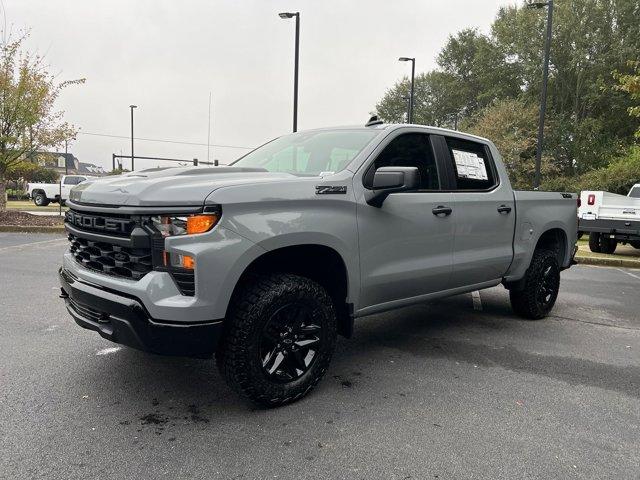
[1,232,639,479]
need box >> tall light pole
[129,105,137,171]
[528,0,553,189]
[399,57,415,123]
[64,140,69,175]
[279,12,300,132]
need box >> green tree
[0,32,84,210]
[375,71,464,128]
[615,60,640,138]
[5,160,58,183]
[374,0,640,184]
[464,98,557,189]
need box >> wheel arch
[534,227,568,267]
[226,243,354,338]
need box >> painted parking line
[0,237,67,253]
[615,268,640,281]
[472,290,482,311]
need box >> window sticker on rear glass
[452,149,488,181]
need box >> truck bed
[505,190,578,281]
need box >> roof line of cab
[300,117,493,146]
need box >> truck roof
[301,123,493,146]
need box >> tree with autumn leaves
[0,32,84,211]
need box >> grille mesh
[68,233,152,280]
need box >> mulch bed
[0,210,65,227]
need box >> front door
[356,131,455,311]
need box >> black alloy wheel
[260,303,322,383]
[536,263,560,311]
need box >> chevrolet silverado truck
[59,121,578,406]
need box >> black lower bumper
[59,268,223,358]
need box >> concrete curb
[0,225,65,234]
[575,254,640,269]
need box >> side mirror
[365,166,420,207]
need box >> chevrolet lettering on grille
[65,211,133,235]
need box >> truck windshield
[231,130,378,175]
[629,186,640,198]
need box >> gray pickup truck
[59,121,578,406]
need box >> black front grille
[65,208,196,296]
[68,233,152,280]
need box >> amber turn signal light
[186,214,219,235]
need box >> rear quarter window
[445,137,497,191]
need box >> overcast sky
[5,0,514,170]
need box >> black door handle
[432,206,452,217]
[497,205,512,214]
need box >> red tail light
[577,198,581,208]
[587,194,595,205]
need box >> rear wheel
[588,232,617,254]
[33,192,50,207]
[600,237,617,254]
[510,249,560,320]
[216,273,337,407]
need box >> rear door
[356,131,455,310]
[437,135,515,288]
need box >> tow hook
[59,288,69,299]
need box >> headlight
[151,214,219,237]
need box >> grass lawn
[6,200,68,212]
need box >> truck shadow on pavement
[83,290,638,432]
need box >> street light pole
[399,57,416,123]
[129,105,137,171]
[279,12,300,132]
[529,0,553,189]
[64,140,68,175]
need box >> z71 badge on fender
[315,185,347,195]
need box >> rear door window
[444,137,497,191]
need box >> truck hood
[68,167,296,206]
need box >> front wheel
[33,192,50,207]
[509,249,560,320]
[216,273,337,407]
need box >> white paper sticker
[452,149,488,181]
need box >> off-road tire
[588,232,601,253]
[588,232,617,254]
[33,192,50,207]
[216,273,337,407]
[600,237,617,254]
[629,240,640,250]
[509,249,560,320]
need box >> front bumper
[59,268,223,357]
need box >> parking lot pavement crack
[548,314,640,332]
